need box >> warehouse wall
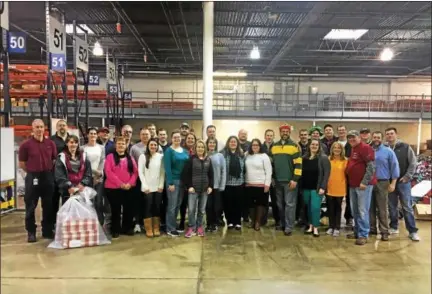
[94,77,431,98]
[123,119,431,149]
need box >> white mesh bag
[48,187,111,249]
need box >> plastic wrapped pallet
[48,187,111,249]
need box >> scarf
[64,152,86,186]
[228,151,241,178]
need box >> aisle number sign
[108,84,118,95]
[49,15,66,71]
[75,37,89,72]
[88,74,100,86]
[107,60,117,84]
[0,1,9,31]
[124,91,132,100]
[8,32,26,53]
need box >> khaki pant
[370,181,390,234]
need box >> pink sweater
[104,153,138,189]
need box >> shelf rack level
[1,2,11,127]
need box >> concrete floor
[1,212,431,294]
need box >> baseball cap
[360,128,370,134]
[98,127,109,133]
[180,122,190,129]
[347,130,360,138]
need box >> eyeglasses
[251,144,260,147]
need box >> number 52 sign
[75,37,89,72]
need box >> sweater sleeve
[104,154,124,187]
[361,146,376,185]
[320,156,331,190]
[263,154,272,188]
[219,155,227,191]
[389,149,400,180]
[127,157,138,187]
[164,148,174,186]
[98,145,105,177]
[138,154,149,192]
[404,146,417,180]
[158,155,165,190]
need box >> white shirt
[338,140,347,147]
[82,144,105,175]
[138,153,165,193]
[245,153,272,187]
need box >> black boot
[27,232,37,243]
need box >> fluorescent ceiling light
[323,29,368,40]
[380,48,394,62]
[213,72,247,77]
[367,75,407,78]
[129,71,171,74]
[66,24,94,35]
[287,73,329,77]
[250,46,260,59]
[92,41,103,56]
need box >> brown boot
[144,218,154,238]
[152,217,161,237]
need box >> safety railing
[7,91,432,118]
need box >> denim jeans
[166,180,184,232]
[388,181,418,234]
[275,181,298,232]
[349,186,373,238]
[188,192,209,229]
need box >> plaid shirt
[222,150,245,186]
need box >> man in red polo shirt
[345,130,376,246]
[18,119,57,243]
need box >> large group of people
[18,118,421,246]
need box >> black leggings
[143,192,162,219]
[106,188,134,235]
[133,179,144,227]
[206,189,222,227]
[326,195,343,230]
[223,186,243,226]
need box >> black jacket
[51,133,69,155]
[182,155,214,194]
[54,152,93,196]
[262,142,274,155]
[321,136,338,156]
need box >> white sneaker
[326,228,334,235]
[333,230,340,237]
[409,232,421,242]
[389,228,399,235]
[134,224,141,233]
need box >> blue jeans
[388,181,418,234]
[275,181,298,232]
[188,192,209,229]
[349,186,373,238]
[166,180,184,232]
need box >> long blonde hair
[330,142,346,161]
[194,140,208,158]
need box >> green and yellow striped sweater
[269,139,302,182]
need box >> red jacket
[346,142,377,187]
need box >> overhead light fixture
[92,41,103,56]
[129,70,171,74]
[380,48,394,62]
[367,75,407,78]
[323,29,368,40]
[65,24,95,35]
[250,46,260,59]
[213,72,247,77]
[287,73,329,77]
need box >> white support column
[417,118,422,155]
[202,1,214,140]
[313,120,316,126]
[101,117,105,127]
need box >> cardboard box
[414,204,432,221]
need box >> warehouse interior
[1,1,431,294]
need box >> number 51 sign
[49,15,66,70]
